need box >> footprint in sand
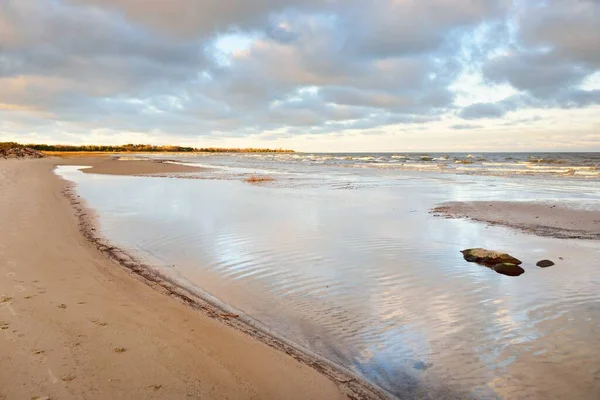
[0,321,17,342]
[91,318,108,326]
[31,349,48,364]
[61,373,76,382]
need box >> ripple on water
[56,166,600,399]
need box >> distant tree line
[20,143,294,153]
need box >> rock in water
[461,248,522,266]
[536,259,555,268]
[492,263,525,277]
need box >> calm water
[56,154,600,399]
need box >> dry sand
[0,158,380,400]
[433,201,600,240]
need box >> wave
[528,157,568,164]
[151,153,600,180]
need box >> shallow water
[56,162,600,399]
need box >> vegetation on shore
[0,142,45,159]
[19,143,294,153]
[0,142,24,150]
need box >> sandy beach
[4,154,600,399]
[0,157,368,400]
[432,201,600,240]
[4,0,600,397]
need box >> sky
[1,0,599,152]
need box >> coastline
[432,201,600,240]
[0,157,385,400]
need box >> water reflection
[56,166,600,399]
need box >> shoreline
[432,201,600,240]
[0,157,384,400]
[59,159,388,399]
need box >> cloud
[482,52,590,96]
[458,102,510,120]
[342,0,507,58]
[478,1,600,105]
[519,0,600,68]
[0,0,598,149]
[449,124,483,130]
[453,1,600,126]
[67,0,330,37]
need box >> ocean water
[56,153,600,399]
[151,152,600,180]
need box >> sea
[153,151,600,179]
[56,152,600,399]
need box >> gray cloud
[456,1,600,122]
[342,0,507,58]
[0,0,598,143]
[449,124,483,130]
[67,0,330,37]
[478,1,600,106]
[519,0,600,68]
[483,52,590,96]
[320,87,413,109]
[458,102,510,120]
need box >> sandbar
[432,201,600,240]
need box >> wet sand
[0,158,373,400]
[81,156,208,175]
[432,201,600,240]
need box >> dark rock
[492,263,525,277]
[461,248,522,266]
[536,259,555,268]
